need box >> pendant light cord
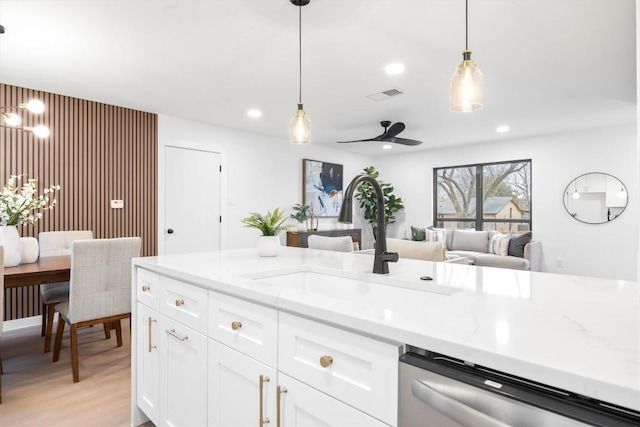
[298,4,302,104]
[465,0,469,50]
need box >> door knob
[167,229,174,234]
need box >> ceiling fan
[337,121,423,146]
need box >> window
[434,160,531,232]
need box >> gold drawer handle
[319,355,333,368]
[260,375,271,425]
[166,329,188,341]
[231,321,242,331]
[277,385,287,427]
[142,285,150,292]
[148,317,157,353]
[175,299,185,307]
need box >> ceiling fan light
[450,52,483,112]
[290,103,311,144]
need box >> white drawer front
[279,373,390,427]
[278,312,399,426]
[208,291,278,368]
[136,267,160,311]
[160,277,208,333]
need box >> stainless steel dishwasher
[399,347,640,427]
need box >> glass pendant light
[450,0,483,112]
[289,0,311,144]
[572,181,580,199]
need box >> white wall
[158,115,375,252]
[376,124,638,281]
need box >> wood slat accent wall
[1,83,158,320]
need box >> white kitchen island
[130,247,639,426]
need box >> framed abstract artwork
[302,159,344,217]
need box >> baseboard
[3,314,57,332]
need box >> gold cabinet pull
[277,385,287,427]
[259,375,271,425]
[142,285,150,292]
[166,329,188,341]
[319,355,333,368]
[231,321,242,331]
[148,317,157,352]
[175,299,185,307]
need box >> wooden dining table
[3,255,71,289]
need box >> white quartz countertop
[133,247,640,412]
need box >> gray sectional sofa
[413,227,542,271]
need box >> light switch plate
[110,199,124,209]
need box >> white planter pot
[20,237,40,264]
[256,235,280,257]
[0,225,23,267]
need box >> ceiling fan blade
[388,136,423,146]
[382,122,405,139]
[336,137,379,143]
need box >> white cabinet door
[208,339,277,427]
[136,302,160,425]
[159,314,208,427]
[279,373,389,427]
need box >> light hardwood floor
[0,319,148,427]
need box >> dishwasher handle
[412,379,512,427]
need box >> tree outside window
[434,160,531,232]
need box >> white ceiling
[0,0,635,156]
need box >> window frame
[433,159,532,231]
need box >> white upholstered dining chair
[52,237,141,383]
[307,235,354,252]
[39,230,93,353]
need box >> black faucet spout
[339,173,398,274]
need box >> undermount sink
[243,265,461,297]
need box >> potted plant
[355,166,404,239]
[241,207,290,256]
[289,203,310,231]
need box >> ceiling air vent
[366,88,404,101]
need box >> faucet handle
[382,251,399,263]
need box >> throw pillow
[508,232,532,258]
[489,234,498,254]
[411,226,426,241]
[489,233,511,256]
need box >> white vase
[256,235,280,257]
[20,236,40,264]
[0,225,23,267]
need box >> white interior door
[165,146,221,255]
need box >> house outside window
[434,160,532,232]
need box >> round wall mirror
[563,173,628,224]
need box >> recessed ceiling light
[382,144,393,150]
[496,125,509,133]
[385,63,405,75]
[247,109,262,118]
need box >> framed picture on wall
[302,159,344,217]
